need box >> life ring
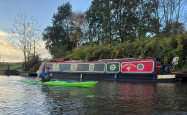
[172,72,181,74]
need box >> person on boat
[172,57,179,68]
[37,67,53,82]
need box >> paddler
[37,67,53,82]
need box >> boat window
[89,64,94,71]
[71,64,77,71]
[137,64,144,70]
[52,64,59,70]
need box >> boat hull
[50,72,176,82]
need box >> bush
[29,62,41,72]
[65,33,187,71]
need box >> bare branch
[6,13,42,68]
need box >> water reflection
[1,75,187,114]
[154,83,187,114]
[40,85,97,114]
[91,81,187,114]
[118,82,154,114]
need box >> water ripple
[1,76,187,114]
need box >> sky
[0,0,92,62]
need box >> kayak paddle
[44,68,66,81]
[53,68,66,75]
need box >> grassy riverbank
[0,65,20,70]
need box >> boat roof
[46,58,159,63]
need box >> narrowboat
[37,58,185,82]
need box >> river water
[1,75,187,115]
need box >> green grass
[0,65,20,70]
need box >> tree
[159,0,187,37]
[86,0,160,44]
[42,2,74,58]
[68,12,87,46]
[85,0,104,45]
[7,13,42,68]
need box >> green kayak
[21,79,98,88]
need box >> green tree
[85,0,104,45]
[42,2,74,58]
[25,53,41,72]
[86,0,160,44]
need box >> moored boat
[36,57,184,82]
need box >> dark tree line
[42,0,187,58]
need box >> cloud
[0,30,52,62]
[0,30,9,36]
[0,36,23,62]
[0,39,6,46]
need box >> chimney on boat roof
[55,58,70,62]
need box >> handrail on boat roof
[99,58,134,61]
